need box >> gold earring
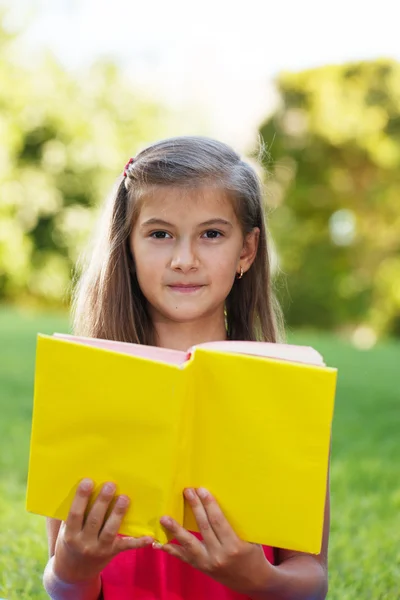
[236,265,243,280]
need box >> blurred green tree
[0,12,168,307]
[259,59,400,339]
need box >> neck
[152,311,227,352]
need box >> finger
[160,516,206,561]
[196,488,238,545]
[154,541,189,563]
[65,479,94,534]
[114,535,154,554]
[99,495,131,544]
[183,488,219,550]
[83,482,117,539]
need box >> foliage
[259,59,400,338]
[2,8,400,342]
[0,13,168,307]
[1,308,400,598]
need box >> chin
[164,310,207,323]
[158,302,218,323]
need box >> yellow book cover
[26,334,337,553]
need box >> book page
[53,333,187,365]
[190,340,325,366]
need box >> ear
[239,227,260,273]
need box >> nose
[170,239,199,273]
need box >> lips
[167,283,205,293]
[168,283,203,288]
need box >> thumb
[113,535,154,554]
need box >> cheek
[134,258,160,303]
[131,237,160,273]
[206,249,238,275]
[135,252,163,283]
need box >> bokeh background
[0,1,399,598]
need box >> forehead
[137,185,238,223]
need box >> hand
[53,479,153,583]
[156,488,274,594]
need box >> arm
[43,553,102,600]
[248,474,330,600]
[42,480,153,600]
[43,518,102,600]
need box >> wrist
[44,557,102,600]
[49,555,101,587]
[53,547,102,584]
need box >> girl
[43,136,330,600]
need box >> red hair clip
[124,157,135,177]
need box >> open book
[26,334,337,554]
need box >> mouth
[167,284,205,294]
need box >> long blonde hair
[72,136,284,345]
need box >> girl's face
[130,186,258,327]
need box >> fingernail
[152,541,163,550]
[160,516,172,527]
[184,488,195,500]
[81,478,93,491]
[103,482,116,494]
[116,495,129,508]
[197,487,209,499]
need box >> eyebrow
[140,218,233,228]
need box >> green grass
[0,307,399,599]
[0,307,71,600]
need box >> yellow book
[26,334,337,554]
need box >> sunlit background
[1,1,400,598]
[2,0,400,344]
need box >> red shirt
[101,543,275,599]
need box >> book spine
[165,358,196,533]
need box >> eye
[202,230,223,239]
[150,231,172,239]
